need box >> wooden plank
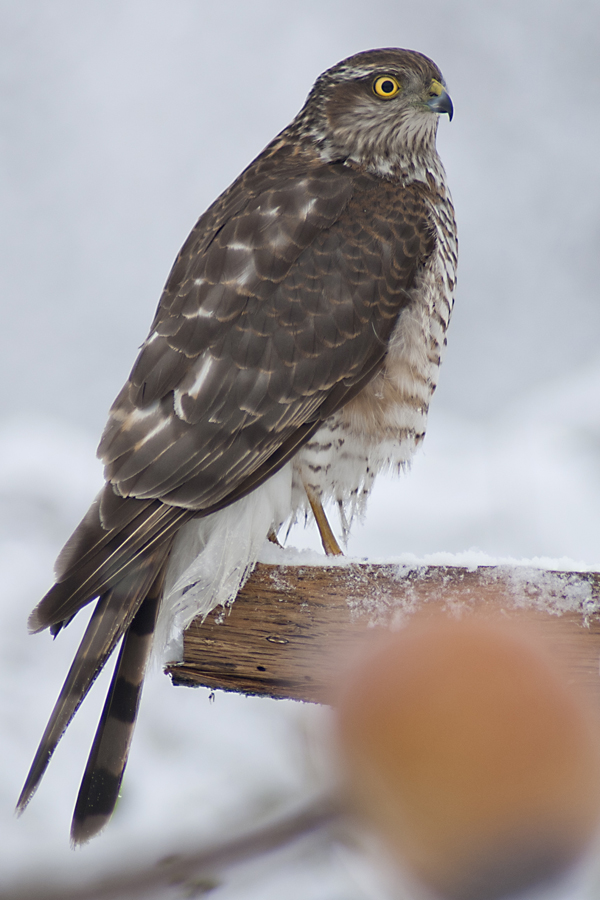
[166,564,600,704]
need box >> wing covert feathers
[99,174,434,512]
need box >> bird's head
[295,48,453,177]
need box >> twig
[0,794,341,900]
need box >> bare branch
[0,795,340,900]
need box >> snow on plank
[166,563,600,703]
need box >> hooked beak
[427,86,454,121]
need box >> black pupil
[381,79,395,93]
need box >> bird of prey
[17,48,457,843]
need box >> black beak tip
[428,91,454,121]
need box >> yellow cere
[429,79,444,97]
[373,75,401,98]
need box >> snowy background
[1,0,599,896]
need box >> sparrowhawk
[17,47,457,843]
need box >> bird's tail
[16,542,170,827]
[71,569,163,844]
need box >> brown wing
[99,166,435,511]
[30,160,434,634]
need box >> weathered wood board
[166,564,600,704]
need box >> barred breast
[292,179,457,534]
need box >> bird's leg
[304,483,343,556]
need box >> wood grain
[166,564,600,704]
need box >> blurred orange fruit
[334,615,600,899]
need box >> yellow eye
[373,75,401,99]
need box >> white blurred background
[1,1,599,896]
